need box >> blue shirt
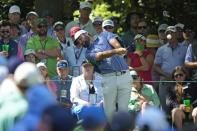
[185,44,193,62]
[19,30,36,52]
[154,43,187,75]
[63,40,87,76]
[86,31,128,74]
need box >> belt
[101,70,128,77]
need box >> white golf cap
[9,5,21,14]
[134,34,146,41]
[14,62,44,87]
[102,19,114,28]
[24,49,36,56]
[93,16,103,23]
[158,24,168,32]
[175,23,184,29]
[74,30,87,41]
[165,26,177,34]
[26,11,38,19]
[36,62,47,69]
[130,70,138,76]
[80,2,92,9]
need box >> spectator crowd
[1,1,197,131]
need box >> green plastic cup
[2,44,9,52]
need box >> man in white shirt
[70,59,103,106]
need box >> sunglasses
[104,26,113,29]
[38,25,47,29]
[138,26,147,29]
[159,30,165,33]
[55,27,64,32]
[132,75,139,80]
[184,29,192,33]
[93,22,102,26]
[1,30,9,33]
[174,73,184,78]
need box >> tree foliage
[0,0,197,32]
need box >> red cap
[70,26,81,38]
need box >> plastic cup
[2,44,9,52]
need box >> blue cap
[42,105,77,131]
[56,60,68,68]
[79,106,107,129]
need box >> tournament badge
[89,94,97,105]
[61,89,67,98]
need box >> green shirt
[128,84,160,112]
[65,19,97,37]
[26,35,60,77]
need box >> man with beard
[26,18,61,78]
[0,20,22,59]
[74,29,132,122]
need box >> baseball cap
[102,19,114,28]
[175,23,184,30]
[158,24,168,32]
[24,49,36,56]
[9,5,21,14]
[74,30,87,41]
[134,34,146,41]
[70,26,81,38]
[56,60,69,68]
[165,26,177,34]
[42,105,77,131]
[93,16,103,24]
[53,21,65,29]
[130,70,138,76]
[36,62,47,68]
[146,34,160,48]
[111,111,135,131]
[130,70,138,80]
[26,11,38,19]
[35,18,47,25]
[14,62,44,87]
[80,2,92,9]
[79,106,107,129]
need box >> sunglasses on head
[138,26,147,29]
[174,73,184,78]
[1,30,9,33]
